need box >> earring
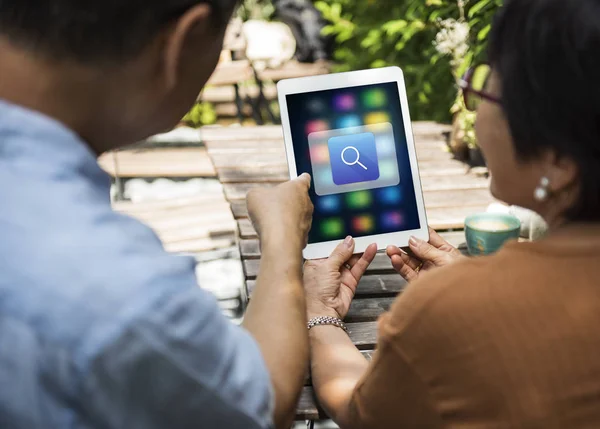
[534,176,550,202]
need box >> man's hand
[243,173,314,429]
[386,227,463,282]
[247,173,314,249]
[304,237,377,320]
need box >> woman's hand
[304,237,378,320]
[386,228,464,282]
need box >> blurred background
[189,0,500,124]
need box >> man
[0,1,313,428]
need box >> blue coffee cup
[465,213,521,256]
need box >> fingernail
[409,236,419,247]
[344,236,354,248]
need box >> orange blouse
[349,226,600,428]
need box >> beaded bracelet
[307,316,348,332]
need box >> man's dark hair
[0,0,235,63]
[489,0,600,221]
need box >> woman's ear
[543,151,578,194]
[162,3,215,90]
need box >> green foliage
[181,102,217,128]
[451,94,478,148]
[316,0,502,122]
[468,0,503,62]
[238,0,275,21]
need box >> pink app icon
[309,144,330,164]
[305,120,330,135]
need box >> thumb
[295,173,311,189]
[408,236,448,264]
[328,236,355,269]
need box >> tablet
[277,67,429,259]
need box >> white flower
[433,18,470,69]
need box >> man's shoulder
[0,181,201,346]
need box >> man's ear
[163,4,214,90]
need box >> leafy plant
[314,0,502,122]
[238,0,275,21]
[451,94,477,148]
[181,102,217,128]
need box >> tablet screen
[286,81,421,245]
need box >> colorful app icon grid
[287,81,420,243]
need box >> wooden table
[202,124,495,421]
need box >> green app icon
[362,89,387,109]
[346,190,373,209]
[321,218,344,238]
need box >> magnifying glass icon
[341,146,368,170]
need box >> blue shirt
[0,101,274,429]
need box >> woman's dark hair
[0,0,237,64]
[489,0,600,221]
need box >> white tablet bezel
[277,66,429,259]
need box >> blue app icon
[335,115,362,129]
[378,187,403,205]
[328,132,380,186]
[318,195,342,213]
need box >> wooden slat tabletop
[202,123,492,421]
[113,195,236,253]
[99,147,215,178]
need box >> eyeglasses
[459,64,502,112]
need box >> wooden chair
[202,19,260,123]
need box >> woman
[304,0,600,427]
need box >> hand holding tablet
[277,67,429,259]
[247,173,314,249]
